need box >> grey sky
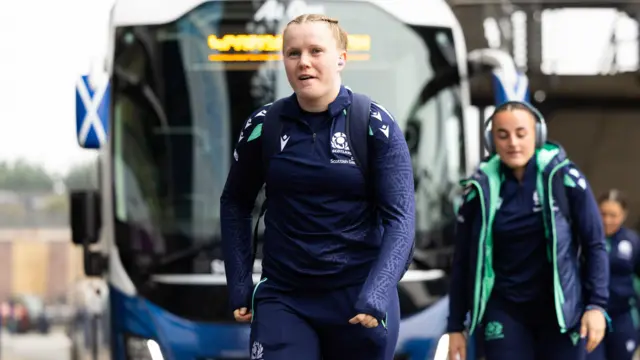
[0,1,636,175]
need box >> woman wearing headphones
[446,101,610,360]
[588,189,640,360]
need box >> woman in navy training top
[447,101,610,360]
[588,189,640,360]
[220,13,415,360]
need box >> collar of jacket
[279,85,352,120]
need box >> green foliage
[0,158,99,193]
[63,160,99,191]
[0,159,54,192]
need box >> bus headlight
[125,335,165,360]
[433,334,450,360]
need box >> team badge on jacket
[330,131,355,165]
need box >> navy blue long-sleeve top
[219,86,415,321]
[606,227,640,315]
[492,158,552,303]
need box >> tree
[64,160,99,191]
[0,159,54,192]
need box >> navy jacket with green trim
[447,142,609,335]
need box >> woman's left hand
[349,313,378,328]
[580,309,606,353]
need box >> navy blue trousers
[249,278,400,360]
[587,310,638,360]
[480,293,586,360]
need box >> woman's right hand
[233,307,252,322]
[448,332,466,360]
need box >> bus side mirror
[70,190,102,246]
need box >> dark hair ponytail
[597,188,628,210]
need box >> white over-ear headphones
[484,100,548,154]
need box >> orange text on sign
[207,33,372,52]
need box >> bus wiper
[138,239,220,290]
[113,65,169,128]
[407,65,460,119]
[154,241,217,268]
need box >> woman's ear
[337,51,347,70]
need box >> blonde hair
[283,14,348,51]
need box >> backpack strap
[346,92,372,178]
[251,99,286,267]
[552,170,572,224]
[551,168,583,259]
[262,99,287,173]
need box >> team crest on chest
[331,132,350,152]
[532,191,542,212]
[618,240,633,260]
[330,132,355,165]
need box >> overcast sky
[0,0,113,175]
[0,1,636,175]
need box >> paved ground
[0,329,70,360]
[1,329,639,360]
